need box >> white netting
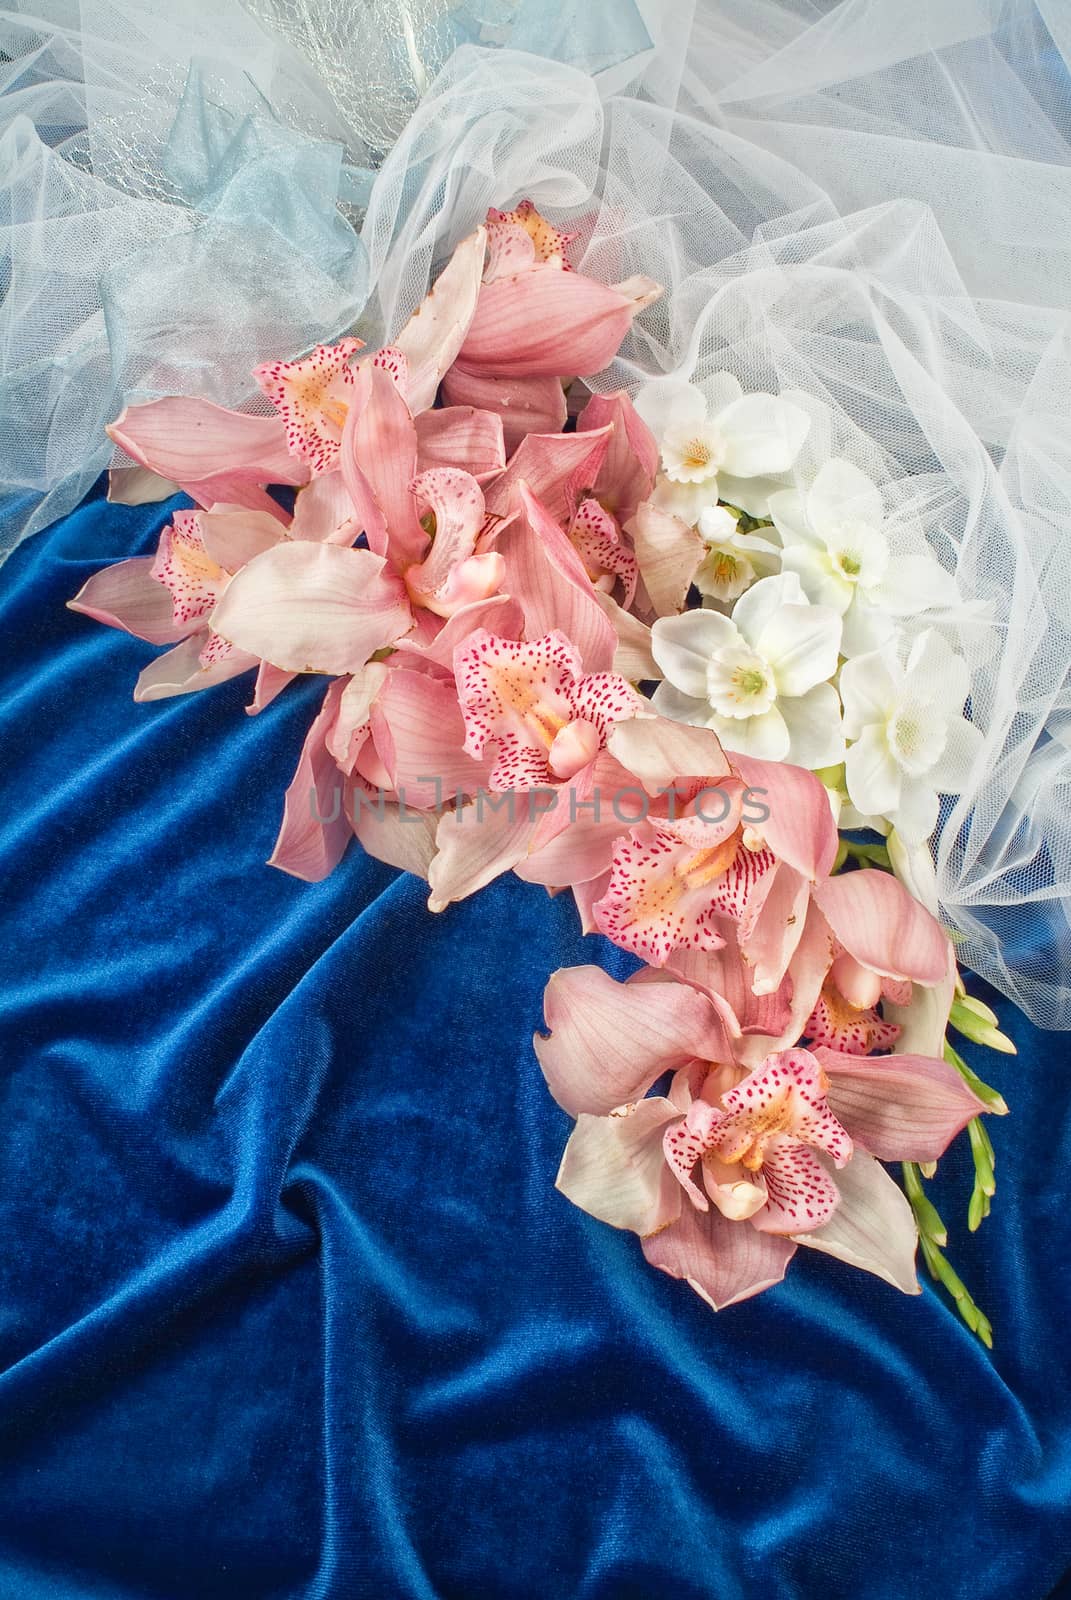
[3,0,1071,1025]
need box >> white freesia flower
[694,504,782,603]
[635,376,811,496]
[768,459,961,657]
[840,630,984,843]
[648,474,720,527]
[650,572,845,767]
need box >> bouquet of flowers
[70,201,1012,1342]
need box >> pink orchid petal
[108,398,308,495]
[548,720,601,781]
[149,509,228,628]
[596,591,658,679]
[455,629,579,790]
[482,424,612,532]
[393,225,487,414]
[441,367,566,452]
[351,795,439,880]
[882,947,956,1059]
[392,593,525,673]
[486,201,578,270]
[813,869,951,986]
[752,1142,842,1234]
[427,798,539,911]
[372,667,489,807]
[577,390,659,524]
[107,465,179,505]
[570,498,638,609]
[483,218,539,280]
[607,713,730,794]
[246,661,297,715]
[415,404,507,478]
[253,339,362,472]
[817,1046,987,1163]
[210,542,412,674]
[199,507,285,572]
[68,557,198,645]
[290,471,360,545]
[459,267,660,376]
[737,860,810,996]
[573,871,612,934]
[668,931,796,1042]
[268,679,352,881]
[718,1049,852,1169]
[627,500,703,617]
[515,752,639,887]
[496,485,615,673]
[340,361,426,566]
[132,632,258,702]
[794,1149,920,1294]
[405,468,488,612]
[730,753,838,880]
[641,1201,797,1310]
[556,1101,684,1237]
[326,663,388,772]
[534,965,736,1117]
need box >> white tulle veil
[3,0,1071,1027]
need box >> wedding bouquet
[70,201,1012,1342]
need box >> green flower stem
[943,1041,1009,1116]
[902,1160,993,1348]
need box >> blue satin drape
[0,485,1068,1598]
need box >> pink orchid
[442,204,661,437]
[253,338,364,474]
[802,869,953,1055]
[538,964,989,1308]
[456,629,641,789]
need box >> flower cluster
[71,204,1008,1337]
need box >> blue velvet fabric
[1,483,1069,1600]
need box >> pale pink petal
[325,662,388,771]
[247,661,297,715]
[534,965,737,1117]
[737,860,810,996]
[641,1202,797,1310]
[627,500,703,617]
[351,794,439,879]
[596,592,659,680]
[67,557,197,645]
[440,368,566,453]
[107,465,179,505]
[392,593,524,672]
[253,338,362,472]
[817,1046,987,1162]
[454,628,581,790]
[132,632,258,702]
[268,679,351,881]
[393,225,487,414]
[606,713,730,794]
[414,403,507,478]
[427,798,539,911]
[290,471,359,545]
[557,1102,684,1236]
[794,1150,920,1294]
[577,390,659,524]
[459,267,660,376]
[405,469,490,615]
[813,869,951,986]
[882,947,956,1059]
[210,542,412,674]
[372,667,489,807]
[572,871,612,934]
[498,485,616,672]
[108,397,309,497]
[731,754,838,880]
[339,361,425,566]
[198,507,285,572]
[482,425,612,531]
